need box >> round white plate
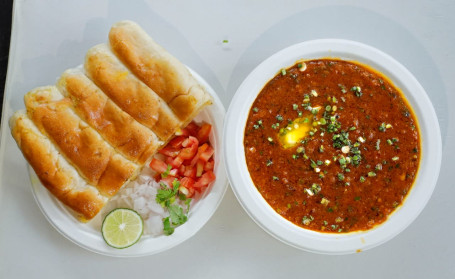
[29,68,228,257]
[224,39,442,255]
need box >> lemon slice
[101,208,143,249]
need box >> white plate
[28,68,228,257]
[224,39,442,255]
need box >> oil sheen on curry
[244,59,420,233]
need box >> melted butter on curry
[244,59,420,233]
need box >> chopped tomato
[183,165,196,178]
[150,122,216,191]
[204,159,214,171]
[171,156,184,168]
[168,136,186,148]
[149,158,168,173]
[180,177,195,189]
[178,165,186,176]
[179,186,195,198]
[190,143,209,166]
[165,156,174,165]
[200,145,214,162]
[196,160,204,177]
[179,136,199,160]
[197,123,212,143]
[182,136,199,148]
[159,146,180,157]
[185,122,200,137]
[194,171,216,188]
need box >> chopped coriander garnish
[266,159,273,166]
[351,86,362,97]
[281,69,286,75]
[272,176,279,181]
[368,171,377,177]
[376,139,381,150]
[354,196,361,201]
[302,215,314,225]
[303,94,310,102]
[379,123,386,132]
[276,115,283,121]
[293,104,298,110]
[311,183,321,194]
[338,84,347,93]
[253,107,259,112]
[360,176,366,183]
[161,164,172,178]
[157,179,190,235]
[337,173,345,181]
[392,156,399,161]
[338,156,346,166]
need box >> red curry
[244,59,420,233]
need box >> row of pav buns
[9,21,213,222]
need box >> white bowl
[224,39,442,255]
[29,68,228,257]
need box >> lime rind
[101,208,144,249]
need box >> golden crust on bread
[58,69,162,164]
[9,21,214,222]
[84,44,180,141]
[10,111,107,221]
[24,86,139,197]
[109,20,212,121]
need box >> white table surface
[1,0,454,278]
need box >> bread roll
[109,20,212,121]
[24,86,139,197]
[9,111,107,221]
[84,44,180,141]
[57,68,162,164]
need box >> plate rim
[27,67,228,257]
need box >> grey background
[0,0,454,278]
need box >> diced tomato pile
[149,121,216,198]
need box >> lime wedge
[101,208,143,249]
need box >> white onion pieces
[103,170,191,236]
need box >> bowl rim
[224,39,442,255]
